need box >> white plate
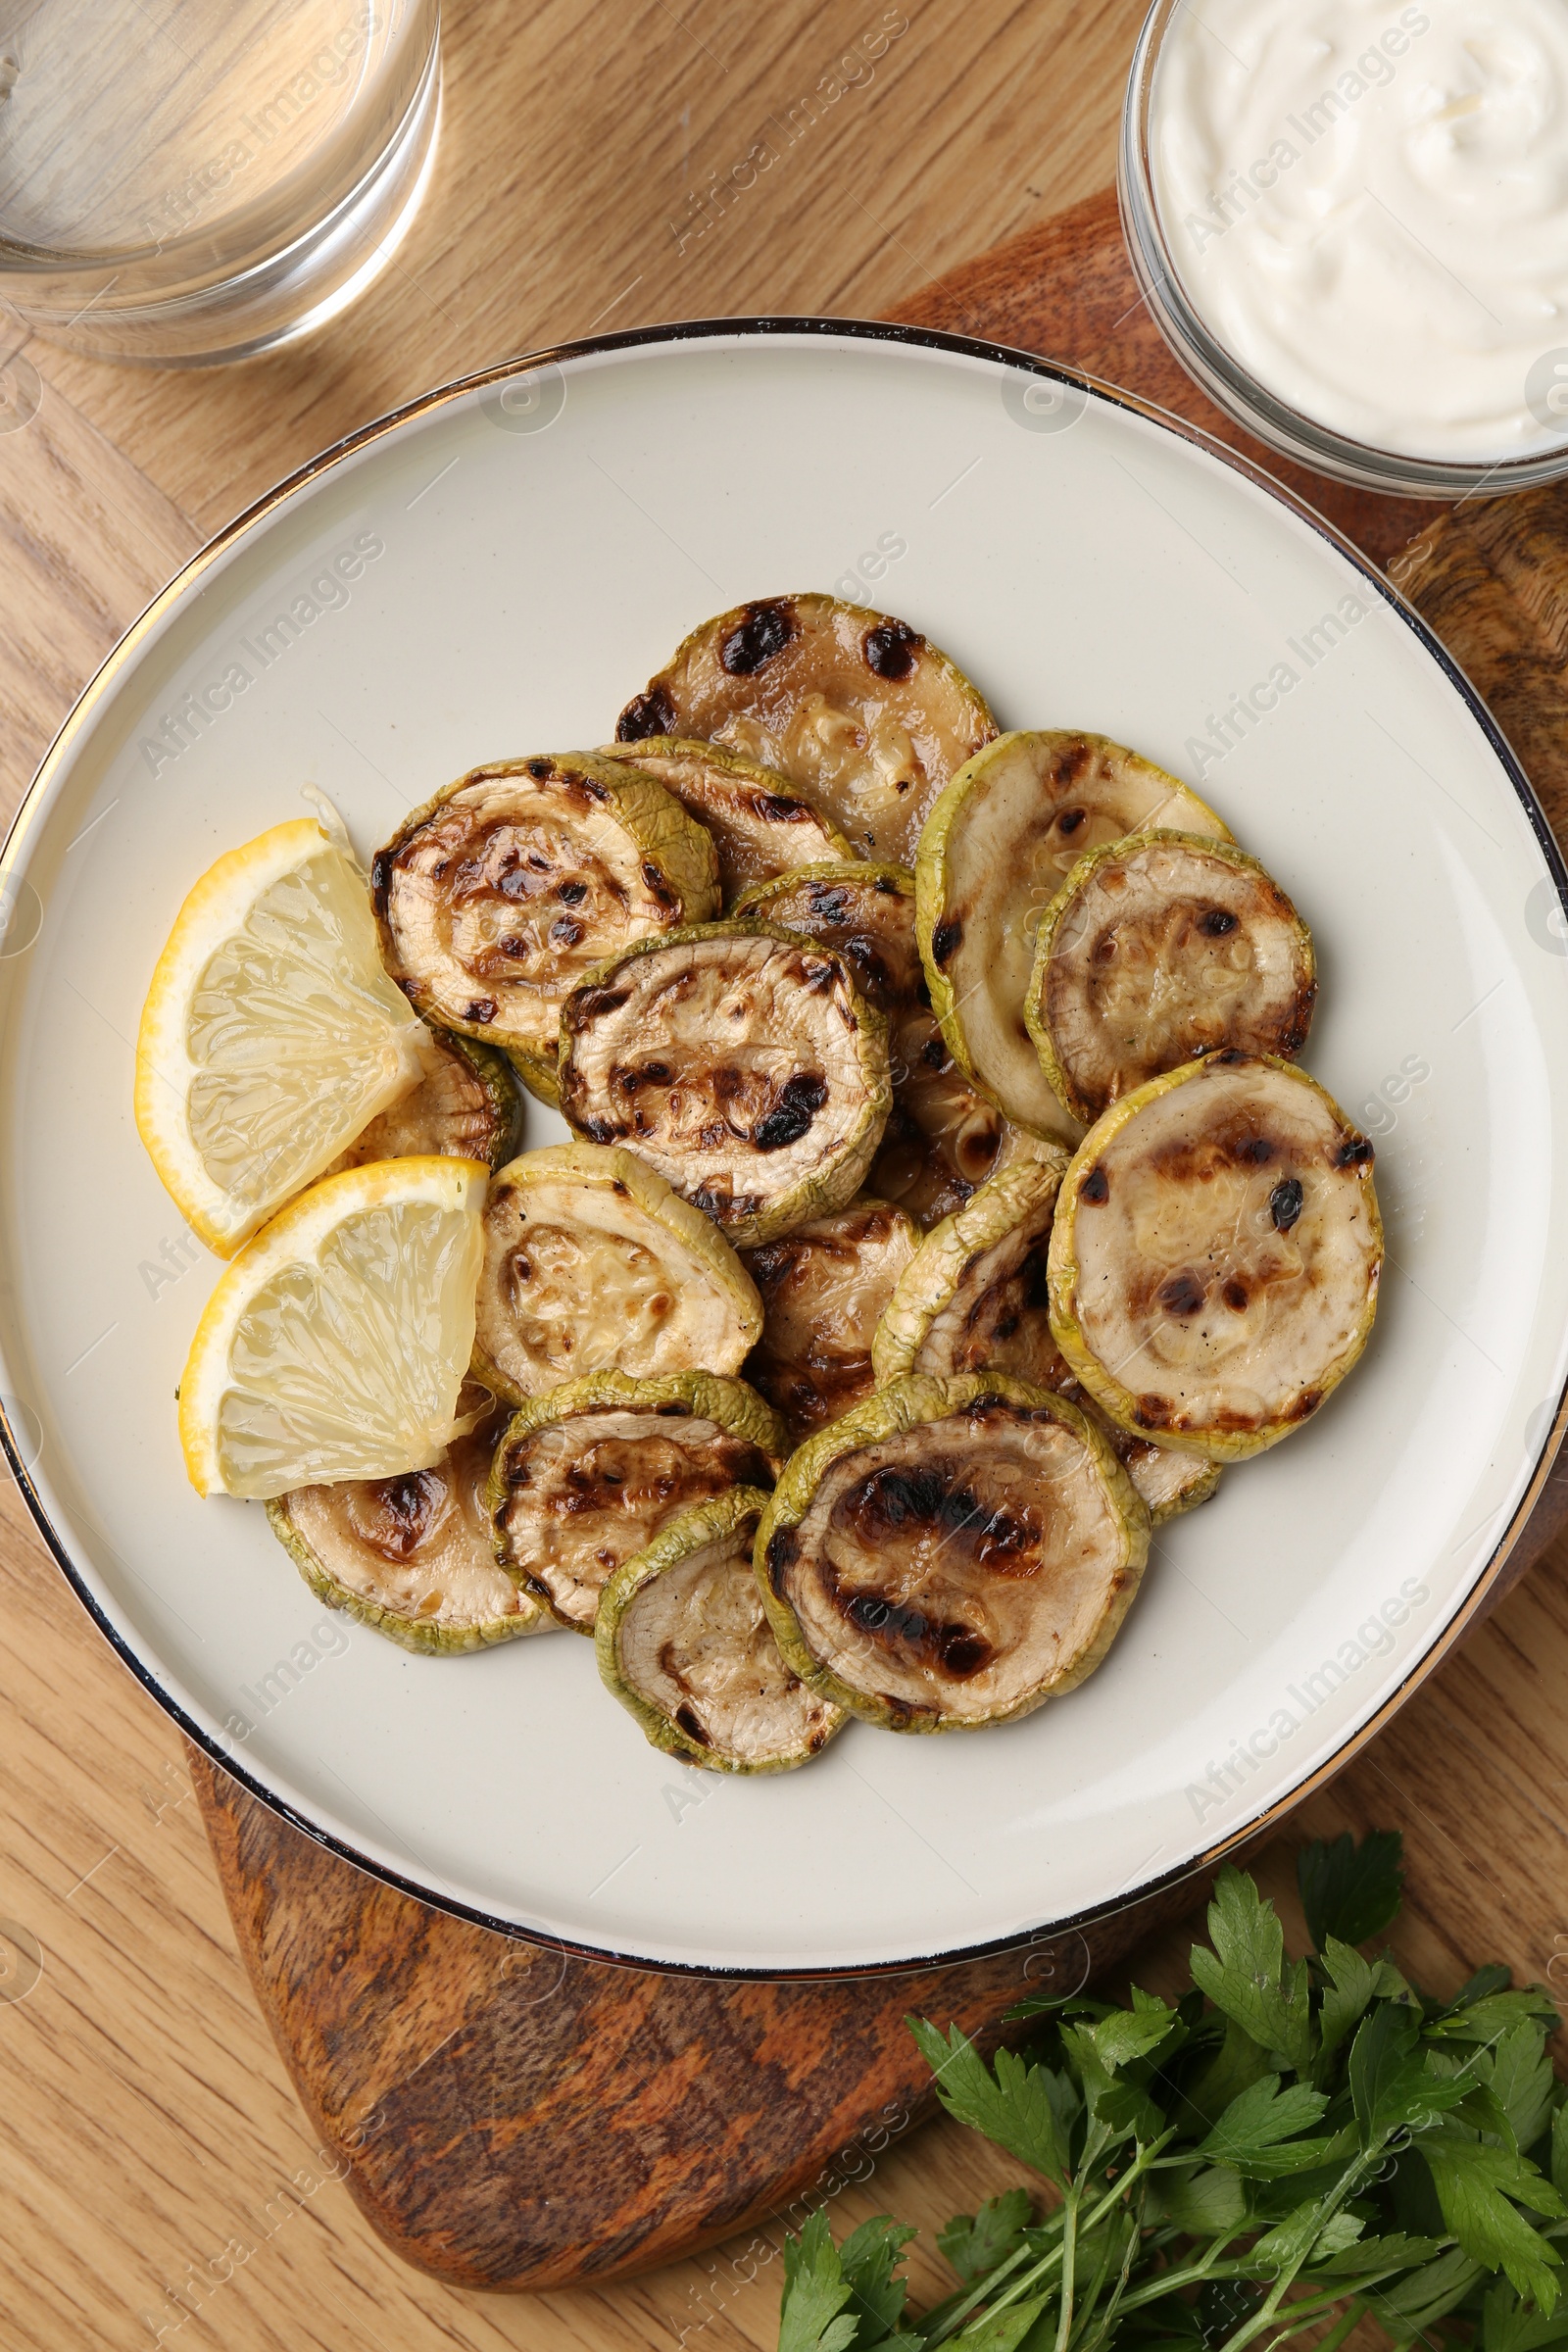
[3,323,1566,1976]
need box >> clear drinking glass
[0,0,440,367]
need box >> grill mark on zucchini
[754,1373,1150,1732]
[765,1527,800,1587]
[734,864,1001,1231]
[597,1488,844,1772]
[559,920,891,1248]
[743,1196,918,1444]
[617,685,678,740]
[831,1568,996,1682]
[354,1468,444,1559]
[507,1430,770,1515]
[862,619,923,680]
[1027,830,1318,1127]
[752,1072,828,1151]
[489,1374,786,1632]
[616,594,995,864]
[371,754,719,1085]
[1047,1054,1382,1460]
[720,600,796,674]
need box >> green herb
[775,1837,1568,2352]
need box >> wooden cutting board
[191,184,1568,2298]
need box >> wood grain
[1,2,1567,2346]
[196,1746,1199,2294]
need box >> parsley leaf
[1190,1865,1315,2072]
[780,2210,861,2352]
[1307,2231,1446,2278]
[1143,2164,1250,2236]
[1059,2020,1166,2147]
[1420,2134,1565,2309]
[952,2292,1054,2352]
[838,2218,918,2347]
[1088,1990,1180,2071]
[1430,1989,1560,2045]
[1177,2013,1274,2137]
[1348,2000,1468,2144]
[1487,2024,1556,2156]
[938,2192,1033,2286]
[1552,2101,1568,2201]
[1193,2075,1333,2177]
[1367,2246,1485,2329]
[1316,1936,1377,2062]
[1482,2277,1568,2352]
[1249,2194,1334,2276]
[908,2021,1076,2186]
[1298,1830,1405,1952]
[784,1838,1568,2352]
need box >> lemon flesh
[137,819,429,1255]
[179,1157,487,1499]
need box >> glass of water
[0,0,440,367]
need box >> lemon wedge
[178,1157,488,1499]
[136,818,429,1256]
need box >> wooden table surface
[4,5,1568,2348]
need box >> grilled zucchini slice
[328,1027,522,1174]
[917,732,1232,1142]
[615,595,997,865]
[1048,1052,1383,1460]
[599,738,851,906]
[1102,1427,1221,1524]
[743,1196,919,1445]
[489,1370,786,1632]
[756,1373,1150,1733]
[371,753,719,1102]
[1028,832,1316,1124]
[871,1153,1069,1389]
[871,1157,1217,1523]
[472,1142,761,1402]
[597,1488,845,1772]
[267,1407,552,1654]
[558,919,891,1248]
[734,862,1004,1229]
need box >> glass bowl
[1118,0,1568,500]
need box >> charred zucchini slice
[558,919,891,1248]
[596,1488,845,1772]
[1048,1053,1383,1460]
[472,1142,761,1402]
[734,862,1004,1229]
[266,1410,552,1654]
[743,1196,919,1445]
[616,595,997,864]
[1105,1429,1221,1525]
[489,1370,787,1633]
[599,738,851,906]
[871,1157,1217,1522]
[871,1153,1069,1390]
[371,753,719,1100]
[1028,832,1316,1124]
[756,1373,1149,1733]
[917,732,1231,1142]
[329,1028,522,1174]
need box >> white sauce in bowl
[1151,0,1568,462]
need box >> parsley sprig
[776,1838,1568,2352]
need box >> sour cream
[1150,0,1568,462]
